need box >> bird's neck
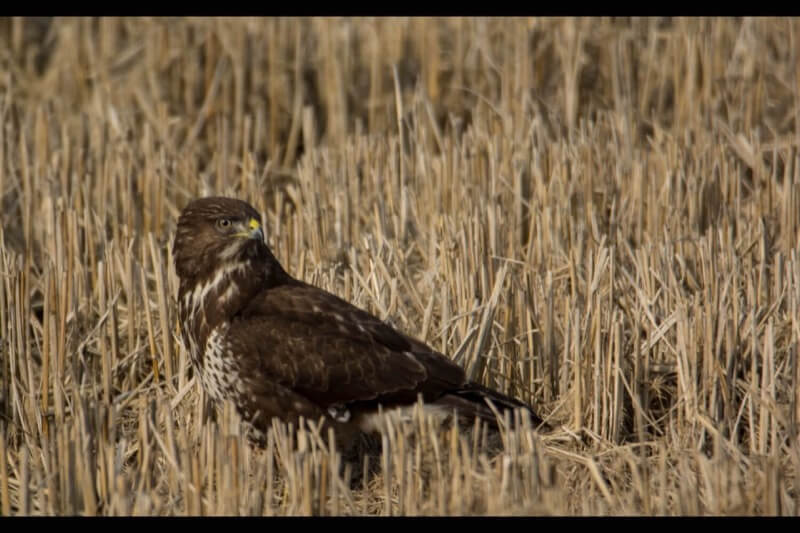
[178,259,262,366]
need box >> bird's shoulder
[218,278,466,405]
[237,279,417,352]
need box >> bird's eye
[216,218,232,230]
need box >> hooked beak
[235,218,263,241]
[247,218,263,241]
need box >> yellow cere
[249,218,261,230]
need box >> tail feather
[434,382,549,431]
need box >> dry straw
[0,17,799,515]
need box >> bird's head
[173,197,267,282]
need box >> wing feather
[224,281,465,409]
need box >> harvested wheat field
[1,17,799,516]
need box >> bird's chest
[194,323,242,403]
[177,274,245,398]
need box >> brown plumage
[173,196,548,446]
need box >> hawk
[173,197,547,446]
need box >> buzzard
[173,197,547,446]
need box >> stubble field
[1,17,799,515]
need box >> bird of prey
[173,197,547,446]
